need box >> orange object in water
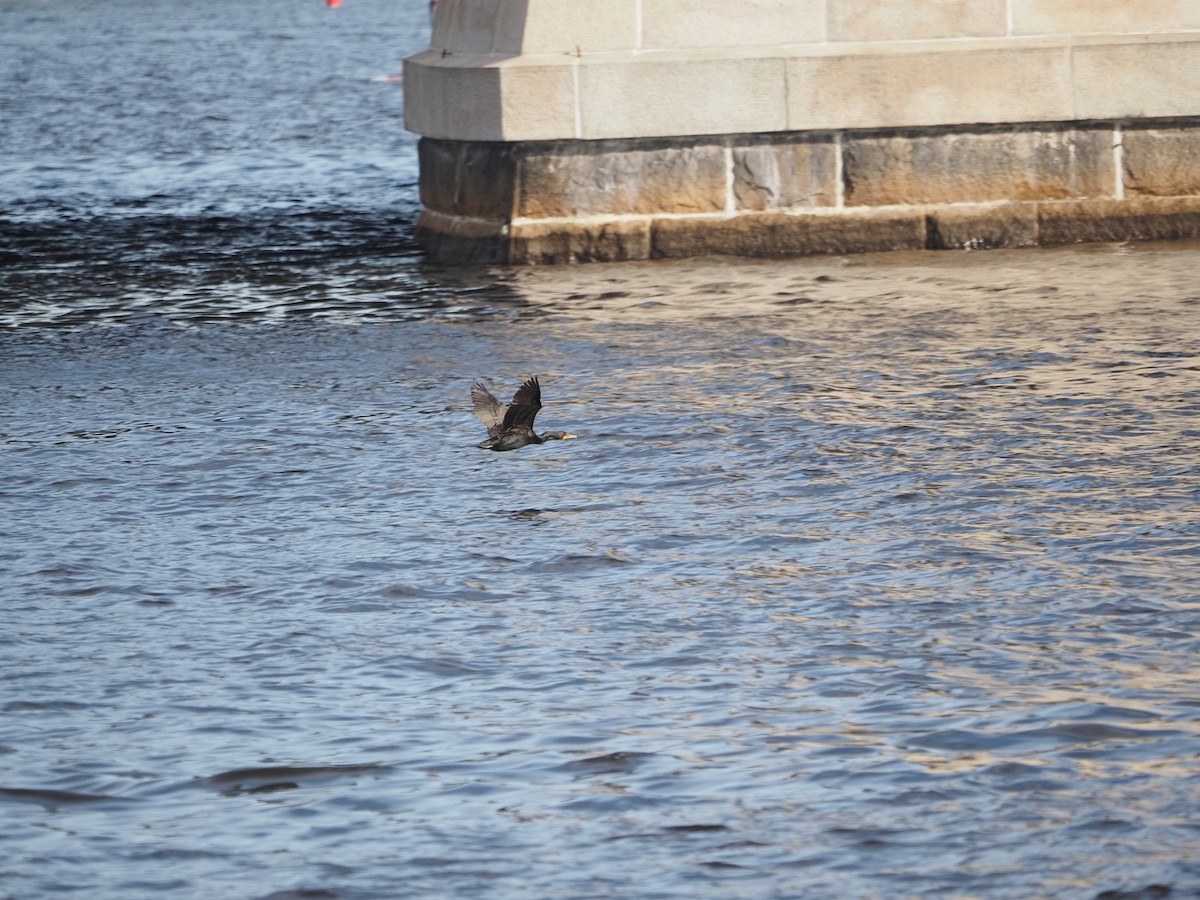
[327,0,342,7]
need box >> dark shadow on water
[0,207,541,328]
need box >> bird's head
[541,431,577,442]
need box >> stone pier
[404,1,1200,265]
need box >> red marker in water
[327,0,342,7]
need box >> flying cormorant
[471,376,577,451]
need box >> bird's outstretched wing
[471,382,507,438]
[501,376,542,432]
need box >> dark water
[3,3,1200,899]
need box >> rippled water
[4,2,1200,898]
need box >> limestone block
[432,0,638,56]
[642,0,824,50]
[1122,125,1200,197]
[1073,37,1200,121]
[843,127,1115,206]
[828,0,1006,42]
[787,43,1073,131]
[578,55,788,140]
[1011,0,1200,37]
[403,52,504,141]
[1038,197,1200,245]
[497,60,578,140]
[926,203,1039,249]
[732,135,838,211]
[517,0,639,54]
[651,210,927,259]
[510,219,652,264]
[517,140,727,218]
[430,0,508,55]
[405,53,578,142]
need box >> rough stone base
[416,118,1200,265]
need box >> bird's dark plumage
[471,376,576,451]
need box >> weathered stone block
[829,0,1005,42]
[1038,197,1200,245]
[643,0,824,50]
[1122,125,1200,198]
[1011,0,1200,37]
[403,53,504,142]
[418,139,517,220]
[843,126,1115,207]
[496,62,579,141]
[787,44,1074,131]
[732,135,838,211]
[494,61,578,141]
[578,56,788,140]
[416,138,462,215]
[510,219,652,265]
[518,140,727,218]
[926,203,1039,249]
[651,210,926,259]
[517,0,639,54]
[405,54,577,142]
[1073,37,1200,121]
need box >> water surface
[3,2,1200,898]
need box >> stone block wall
[406,1,1200,264]
[416,120,1200,264]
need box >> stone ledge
[650,210,928,259]
[417,197,1200,265]
[416,210,509,266]
[926,204,1039,250]
[1037,196,1200,245]
[510,218,652,265]
[405,32,1200,142]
